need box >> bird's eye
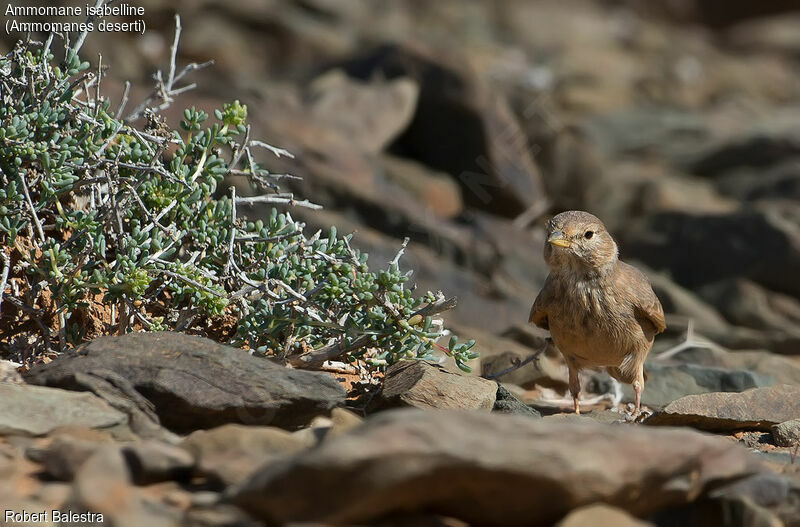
[584,231,594,239]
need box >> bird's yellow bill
[547,234,571,248]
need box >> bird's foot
[621,403,652,423]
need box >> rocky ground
[0,332,798,526]
[3,0,800,525]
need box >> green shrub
[0,29,477,371]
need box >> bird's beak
[547,231,571,248]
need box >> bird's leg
[632,366,645,415]
[568,364,581,415]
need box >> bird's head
[544,210,618,274]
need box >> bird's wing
[618,262,666,335]
[529,275,555,330]
[637,290,666,335]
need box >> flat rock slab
[622,362,770,409]
[229,409,762,526]
[24,332,346,433]
[379,360,497,411]
[0,384,126,437]
[646,384,800,432]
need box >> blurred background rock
[4,0,800,389]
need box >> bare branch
[390,237,410,267]
[0,252,10,317]
[224,186,238,276]
[72,0,108,55]
[482,338,551,380]
[167,14,181,89]
[18,172,45,243]
[124,15,213,121]
[250,140,295,159]
[288,334,374,369]
[235,194,322,210]
[655,318,725,360]
[411,294,458,318]
[157,267,224,298]
[115,80,130,120]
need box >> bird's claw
[621,403,652,423]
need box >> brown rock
[317,407,364,439]
[229,409,762,526]
[679,347,800,386]
[639,172,738,215]
[70,447,131,512]
[699,279,800,334]
[184,504,262,527]
[556,504,653,527]
[715,159,800,202]
[726,14,800,58]
[645,270,731,334]
[501,324,551,350]
[687,109,800,177]
[623,204,800,299]
[0,360,22,384]
[0,438,50,514]
[30,483,71,512]
[69,447,181,527]
[122,441,195,485]
[293,407,365,444]
[308,70,419,153]
[379,154,463,218]
[467,212,550,301]
[24,332,345,433]
[180,424,311,487]
[379,361,497,411]
[38,436,107,482]
[771,419,800,447]
[583,160,737,230]
[492,385,542,418]
[180,14,268,85]
[541,413,596,424]
[544,410,626,425]
[708,472,800,527]
[646,385,800,431]
[338,44,545,217]
[621,362,768,411]
[649,492,786,527]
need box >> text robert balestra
[5,509,105,523]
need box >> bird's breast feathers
[546,274,647,366]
